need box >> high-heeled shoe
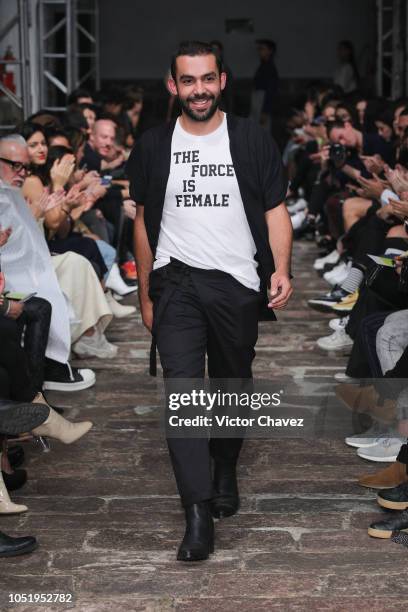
[177,501,214,561]
[38,390,64,415]
[0,454,27,514]
[32,407,93,444]
[1,469,27,492]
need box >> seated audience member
[120,89,145,147]
[0,134,99,379]
[67,88,94,107]
[82,119,125,174]
[74,102,97,133]
[45,128,71,149]
[20,124,135,308]
[99,89,123,118]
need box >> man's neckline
[176,112,226,138]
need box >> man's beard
[179,93,220,122]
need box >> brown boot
[358,461,408,489]
[336,384,395,423]
[336,384,378,411]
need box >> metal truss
[38,0,100,111]
[0,0,31,131]
[376,0,407,98]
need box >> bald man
[81,119,124,173]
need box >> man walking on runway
[128,41,293,561]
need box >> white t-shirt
[154,114,260,291]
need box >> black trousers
[346,311,389,378]
[150,260,260,507]
[19,297,52,391]
[0,317,36,402]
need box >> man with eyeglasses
[0,137,30,188]
[0,134,95,393]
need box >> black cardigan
[126,114,288,320]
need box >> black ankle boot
[177,501,214,561]
[210,462,240,518]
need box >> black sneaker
[368,509,408,538]
[377,482,408,510]
[308,287,350,312]
[43,361,95,392]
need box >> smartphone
[101,175,112,186]
[5,291,37,302]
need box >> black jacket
[126,114,288,320]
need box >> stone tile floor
[1,241,407,611]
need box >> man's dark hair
[44,126,69,143]
[67,88,93,106]
[326,119,346,135]
[170,41,223,80]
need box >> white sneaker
[357,438,404,462]
[345,424,392,448]
[316,328,353,351]
[106,263,137,296]
[313,249,340,271]
[323,261,351,287]
[73,331,118,359]
[291,210,307,230]
[329,316,349,331]
[106,291,136,318]
[287,198,308,215]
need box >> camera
[329,143,347,169]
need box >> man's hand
[123,199,136,220]
[361,154,385,176]
[140,298,153,332]
[6,300,24,319]
[0,225,12,247]
[268,272,293,309]
[77,170,100,189]
[0,272,5,294]
[356,174,387,200]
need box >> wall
[99,0,376,81]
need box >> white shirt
[0,181,71,363]
[154,114,260,291]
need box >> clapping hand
[388,198,408,220]
[29,188,66,219]
[384,165,408,195]
[355,174,387,200]
[50,154,76,189]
